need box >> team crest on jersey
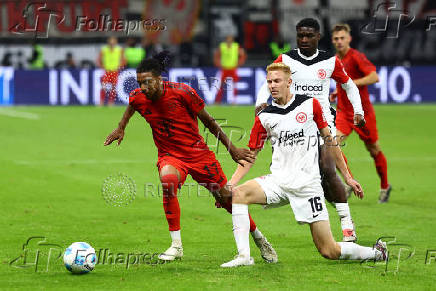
[317,69,326,80]
[296,112,307,123]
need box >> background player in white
[221,62,387,267]
[254,18,364,242]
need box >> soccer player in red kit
[330,24,391,203]
[104,52,277,263]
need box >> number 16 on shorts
[308,196,323,218]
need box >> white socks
[170,230,181,245]
[251,228,263,239]
[232,204,250,257]
[335,203,354,230]
[338,242,378,260]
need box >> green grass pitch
[1,105,435,290]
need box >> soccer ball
[63,242,97,274]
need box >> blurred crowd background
[1,0,435,70]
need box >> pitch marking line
[0,108,40,120]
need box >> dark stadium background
[0,0,435,105]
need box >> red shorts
[156,152,227,192]
[336,111,379,144]
[101,71,118,84]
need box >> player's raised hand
[229,146,256,166]
[104,128,125,146]
[354,114,366,128]
[345,177,364,199]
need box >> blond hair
[266,62,291,75]
[332,23,351,34]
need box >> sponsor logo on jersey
[294,84,323,92]
[296,112,307,123]
[317,69,326,80]
[277,129,305,146]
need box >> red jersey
[129,81,210,161]
[336,48,376,116]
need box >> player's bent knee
[321,163,337,180]
[320,153,337,179]
[319,246,339,260]
[232,186,250,204]
[161,174,179,198]
[366,144,380,158]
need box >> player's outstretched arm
[228,149,259,186]
[197,109,255,166]
[353,71,379,87]
[319,127,364,199]
[104,104,135,146]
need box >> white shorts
[255,175,329,224]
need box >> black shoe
[378,184,392,203]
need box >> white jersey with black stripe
[256,48,364,126]
[249,94,328,190]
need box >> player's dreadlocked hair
[136,50,173,76]
[296,18,320,32]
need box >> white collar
[272,94,295,108]
[297,48,319,60]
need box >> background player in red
[104,52,277,263]
[330,24,391,203]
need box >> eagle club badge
[296,112,307,123]
[318,69,326,79]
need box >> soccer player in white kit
[221,62,387,267]
[255,18,364,242]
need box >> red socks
[223,201,257,232]
[161,174,258,233]
[161,174,180,231]
[373,151,389,189]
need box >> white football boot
[342,219,358,243]
[221,255,254,268]
[374,239,388,262]
[158,240,183,261]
